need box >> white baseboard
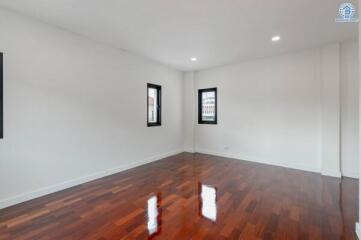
[0,149,183,210]
[195,149,320,174]
[183,147,195,153]
[342,171,359,179]
[322,169,342,178]
[356,222,361,239]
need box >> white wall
[191,43,358,177]
[183,72,195,152]
[320,44,341,177]
[356,0,361,236]
[341,40,359,179]
[194,49,323,173]
[0,8,183,208]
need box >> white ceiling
[0,0,358,71]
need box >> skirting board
[196,149,342,178]
[196,149,321,175]
[0,149,183,210]
[342,171,359,179]
[197,149,344,178]
[183,147,195,153]
[321,169,342,178]
[356,222,361,239]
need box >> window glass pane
[202,91,215,121]
[148,88,158,123]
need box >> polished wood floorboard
[0,153,358,240]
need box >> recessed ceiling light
[272,36,281,42]
[191,57,197,62]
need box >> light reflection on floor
[200,184,217,222]
[147,195,159,236]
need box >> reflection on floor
[0,153,358,239]
[200,184,217,222]
[147,194,161,236]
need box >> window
[147,83,161,127]
[198,88,217,124]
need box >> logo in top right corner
[335,3,359,22]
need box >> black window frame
[0,53,3,139]
[198,88,217,125]
[147,83,162,127]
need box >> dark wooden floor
[0,153,358,240]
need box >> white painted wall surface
[356,0,361,239]
[183,72,195,152]
[340,40,359,179]
[194,43,358,176]
[0,8,183,208]
[320,44,341,178]
[194,49,323,173]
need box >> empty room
[0,0,360,239]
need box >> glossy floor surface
[0,153,358,240]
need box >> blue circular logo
[339,3,356,19]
